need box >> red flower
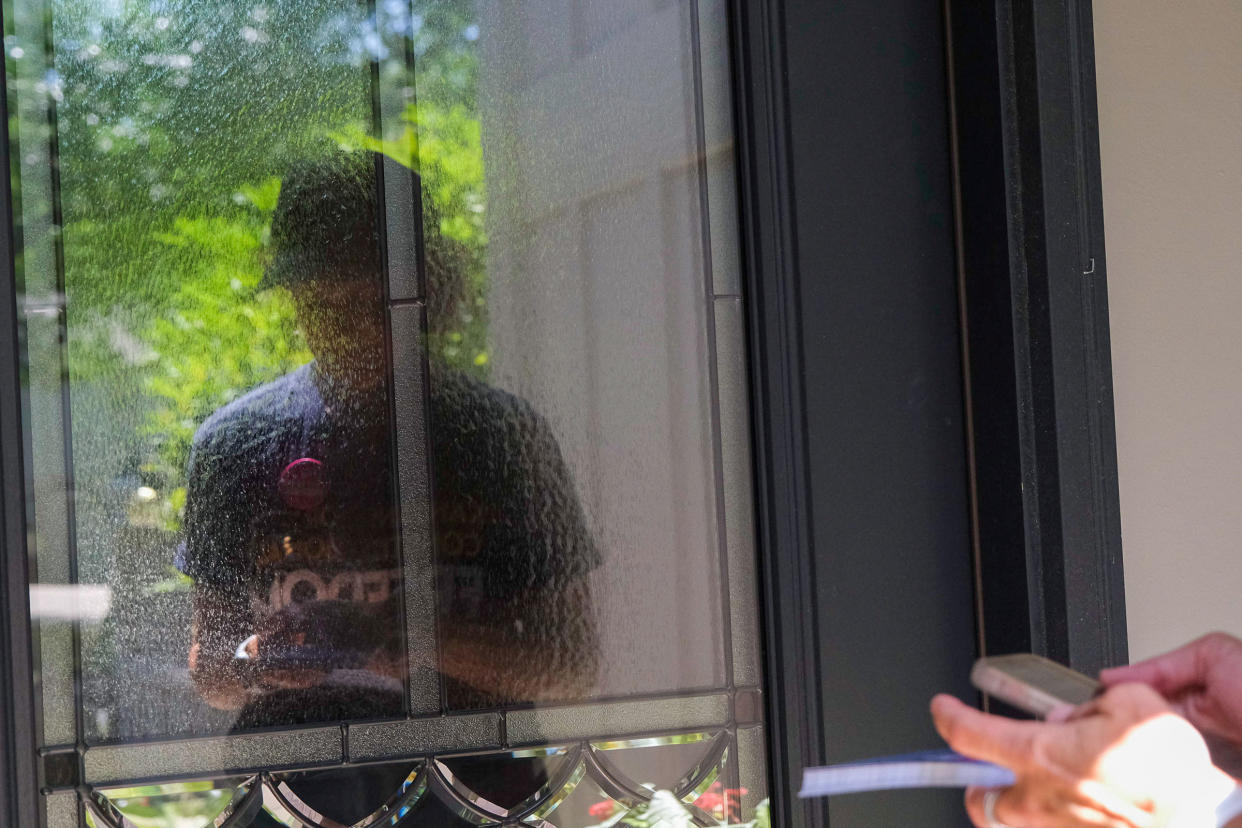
[589,800,617,820]
[694,782,750,821]
[723,787,749,822]
[694,791,723,812]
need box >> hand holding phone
[971,653,1099,718]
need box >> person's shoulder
[432,366,539,425]
[192,364,315,454]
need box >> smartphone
[971,653,1099,717]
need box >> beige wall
[1094,1,1242,660]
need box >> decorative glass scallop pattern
[83,731,754,827]
[87,778,260,828]
[265,763,424,828]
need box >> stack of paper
[800,750,1015,797]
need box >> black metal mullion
[0,7,43,825]
[688,0,736,703]
[728,2,824,827]
[39,7,90,799]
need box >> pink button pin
[278,457,326,511]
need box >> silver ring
[983,788,1014,828]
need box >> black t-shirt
[178,361,599,725]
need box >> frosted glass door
[4,0,768,824]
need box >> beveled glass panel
[437,753,568,818]
[532,777,613,828]
[269,762,421,827]
[590,732,720,795]
[92,779,253,828]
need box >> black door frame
[946,0,1126,673]
[0,37,42,823]
[2,0,1125,825]
[733,0,1124,825]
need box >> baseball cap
[261,152,383,290]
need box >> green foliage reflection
[92,783,235,828]
[9,0,489,542]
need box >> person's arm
[181,426,257,710]
[438,575,598,703]
[188,582,253,710]
[189,583,339,709]
[932,683,1237,828]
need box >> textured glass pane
[389,303,439,716]
[700,0,742,299]
[6,0,426,741]
[84,729,342,784]
[715,298,762,687]
[9,0,768,814]
[456,0,727,705]
[736,725,769,820]
[507,695,729,747]
[350,713,502,762]
[45,792,79,828]
[19,111,76,746]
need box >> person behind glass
[178,151,600,729]
[932,633,1242,828]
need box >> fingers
[966,784,1149,828]
[931,694,1038,768]
[1052,695,1111,724]
[1100,634,1226,693]
[1101,655,1195,695]
[965,786,1011,828]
